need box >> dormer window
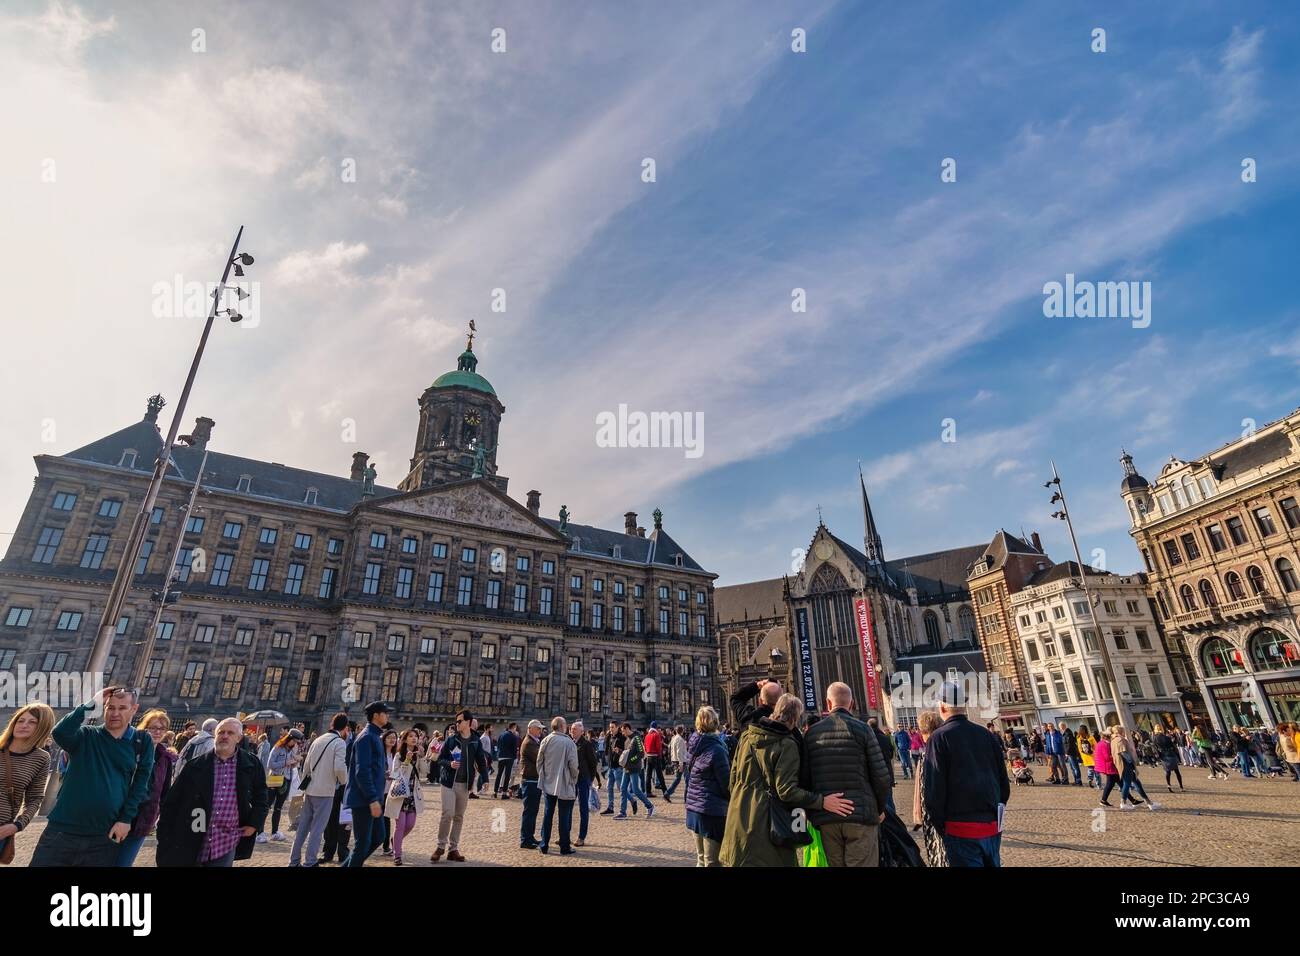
[119,449,137,468]
[570,536,582,551]
[236,475,252,493]
[304,487,319,505]
[674,553,684,567]
[612,545,623,559]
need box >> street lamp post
[1046,460,1131,730]
[131,446,209,690]
[86,227,253,680]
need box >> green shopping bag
[799,823,828,867]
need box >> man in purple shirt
[157,718,268,867]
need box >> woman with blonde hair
[910,710,946,866]
[719,693,853,867]
[1112,725,1160,811]
[119,708,177,866]
[683,704,730,866]
[0,703,56,863]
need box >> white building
[1010,562,1184,734]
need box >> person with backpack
[1077,725,1098,788]
[616,723,655,819]
[289,711,349,867]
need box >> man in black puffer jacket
[802,681,891,867]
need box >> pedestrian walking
[260,729,303,843]
[616,722,654,819]
[894,725,913,780]
[663,724,689,798]
[571,721,600,847]
[342,702,391,867]
[494,722,519,798]
[431,709,488,862]
[386,730,423,864]
[1112,726,1160,810]
[290,712,348,867]
[601,722,625,815]
[118,709,177,866]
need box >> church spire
[859,461,885,569]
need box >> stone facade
[1121,413,1300,732]
[0,344,719,731]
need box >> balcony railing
[1172,606,1220,630]
[1219,593,1277,621]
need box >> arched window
[923,610,941,645]
[1200,637,1246,678]
[1225,571,1245,601]
[1249,628,1300,671]
[1198,579,1218,608]
[1182,475,1199,503]
[1247,565,1268,595]
[1155,591,1171,620]
[958,605,977,643]
[1277,558,1300,593]
[902,611,915,649]
[1172,484,1187,509]
[728,638,741,672]
[1179,584,1197,612]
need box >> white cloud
[274,242,370,286]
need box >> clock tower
[398,322,508,493]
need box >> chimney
[1031,531,1042,552]
[624,511,637,535]
[190,417,215,451]
[526,490,541,516]
[636,526,646,538]
[351,451,369,482]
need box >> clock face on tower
[464,411,481,427]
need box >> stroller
[1011,757,1035,786]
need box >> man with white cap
[921,680,1010,867]
[518,718,545,850]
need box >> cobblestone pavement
[14,764,1300,867]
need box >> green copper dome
[432,346,496,395]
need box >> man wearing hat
[431,709,489,862]
[343,701,390,867]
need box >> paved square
[14,766,1300,867]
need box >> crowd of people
[5,682,1296,868]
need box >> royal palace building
[1120,408,1300,732]
[0,335,719,730]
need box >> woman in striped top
[0,702,56,860]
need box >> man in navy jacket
[922,682,1010,867]
[342,701,390,867]
[494,723,520,798]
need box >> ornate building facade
[1121,410,1300,732]
[0,336,719,730]
[718,475,986,729]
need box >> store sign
[1211,683,1245,701]
[1261,679,1300,696]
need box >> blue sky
[2,1,1298,586]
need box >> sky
[1,1,1298,587]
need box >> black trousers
[320,785,351,862]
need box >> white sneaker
[1146,802,1162,811]
[1119,800,1135,810]
[272,832,287,842]
[256,833,268,843]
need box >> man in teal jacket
[30,686,155,867]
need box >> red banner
[854,597,879,710]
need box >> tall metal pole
[87,227,245,680]
[1049,460,1130,730]
[131,448,209,690]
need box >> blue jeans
[199,847,237,867]
[494,758,514,794]
[575,777,592,839]
[664,763,685,797]
[520,780,541,845]
[1119,761,1150,802]
[619,766,652,814]
[1067,756,1082,784]
[898,750,913,779]
[1086,767,1099,787]
[605,768,624,809]
[116,835,147,867]
[540,794,574,852]
[1237,753,1255,777]
[344,808,381,867]
[29,828,121,867]
[1252,753,1268,775]
[943,833,1001,867]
